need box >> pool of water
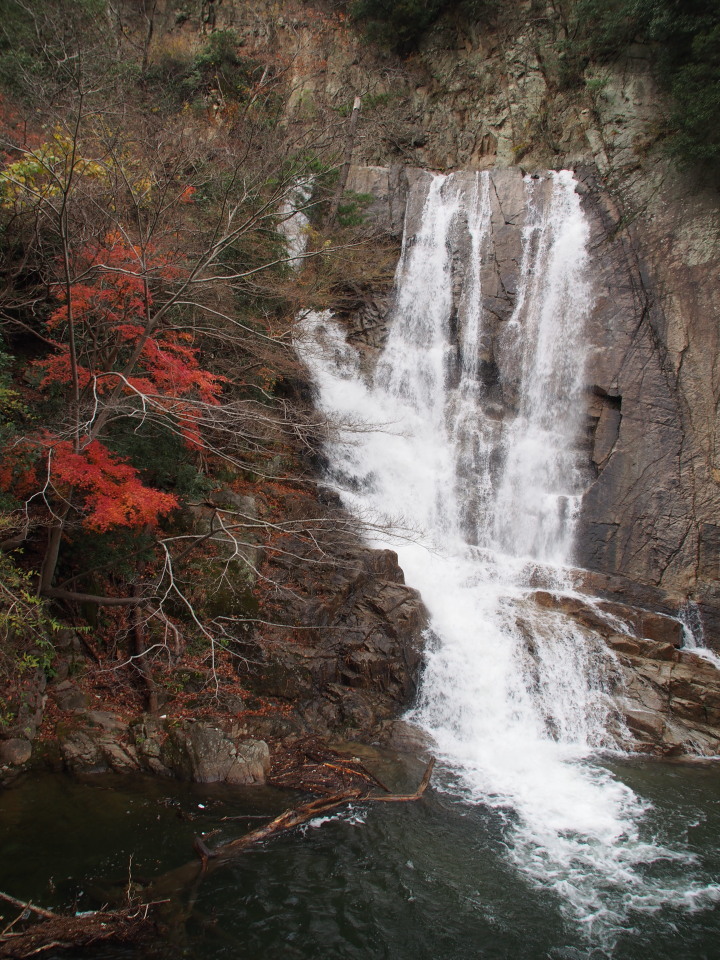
[1,756,719,960]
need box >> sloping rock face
[531,589,720,756]
[239,540,427,741]
[345,160,720,647]
[573,168,720,636]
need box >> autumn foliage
[45,437,178,532]
[41,231,224,403]
[0,228,226,534]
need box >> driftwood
[0,892,158,959]
[145,756,435,908]
[0,757,435,957]
[268,735,393,795]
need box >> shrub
[570,0,720,173]
[349,0,498,56]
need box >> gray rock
[52,684,89,713]
[84,711,128,734]
[161,721,270,784]
[0,738,32,765]
[61,730,107,773]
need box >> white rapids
[295,170,720,942]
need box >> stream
[0,763,719,959]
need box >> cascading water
[296,170,720,943]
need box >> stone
[0,738,32,765]
[102,740,140,774]
[161,721,270,785]
[84,711,128,734]
[622,707,665,742]
[52,684,89,713]
[60,730,107,773]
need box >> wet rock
[528,588,720,756]
[132,718,172,777]
[161,721,270,785]
[615,643,720,756]
[385,720,435,754]
[0,738,32,766]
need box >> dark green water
[1,758,719,960]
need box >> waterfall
[296,171,720,939]
[278,178,313,266]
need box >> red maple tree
[1,230,226,536]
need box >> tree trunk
[325,96,362,228]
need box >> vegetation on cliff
[569,0,720,170]
[0,0,396,739]
[349,0,720,173]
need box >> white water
[680,600,720,669]
[295,171,720,941]
[278,179,313,266]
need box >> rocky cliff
[172,0,720,644]
[337,163,720,757]
[49,0,715,769]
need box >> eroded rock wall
[148,0,720,633]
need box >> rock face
[160,722,270,784]
[530,589,720,756]
[58,712,271,783]
[179,0,720,646]
[241,541,427,741]
[333,162,720,755]
[343,159,720,644]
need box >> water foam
[295,171,718,941]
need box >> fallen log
[0,758,436,957]
[195,757,434,866]
[145,757,435,905]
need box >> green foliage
[664,18,720,167]
[337,191,374,227]
[107,419,214,500]
[0,342,26,441]
[349,0,498,55]
[573,0,720,172]
[350,0,445,54]
[145,29,264,106]
[0,0,121,102]
[55,525,157,589]
[336,91,393,116]
[0,551,58,683]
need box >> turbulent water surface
[295,171,720,950]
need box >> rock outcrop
[531,588,720,756]
[243,540,427,741]
[56,712,271,784]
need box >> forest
[0,0,391,735]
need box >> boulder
[160,721,270,785]
[245,541,427,740]
[0,738,32,766]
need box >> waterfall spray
[296,170,720,938]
